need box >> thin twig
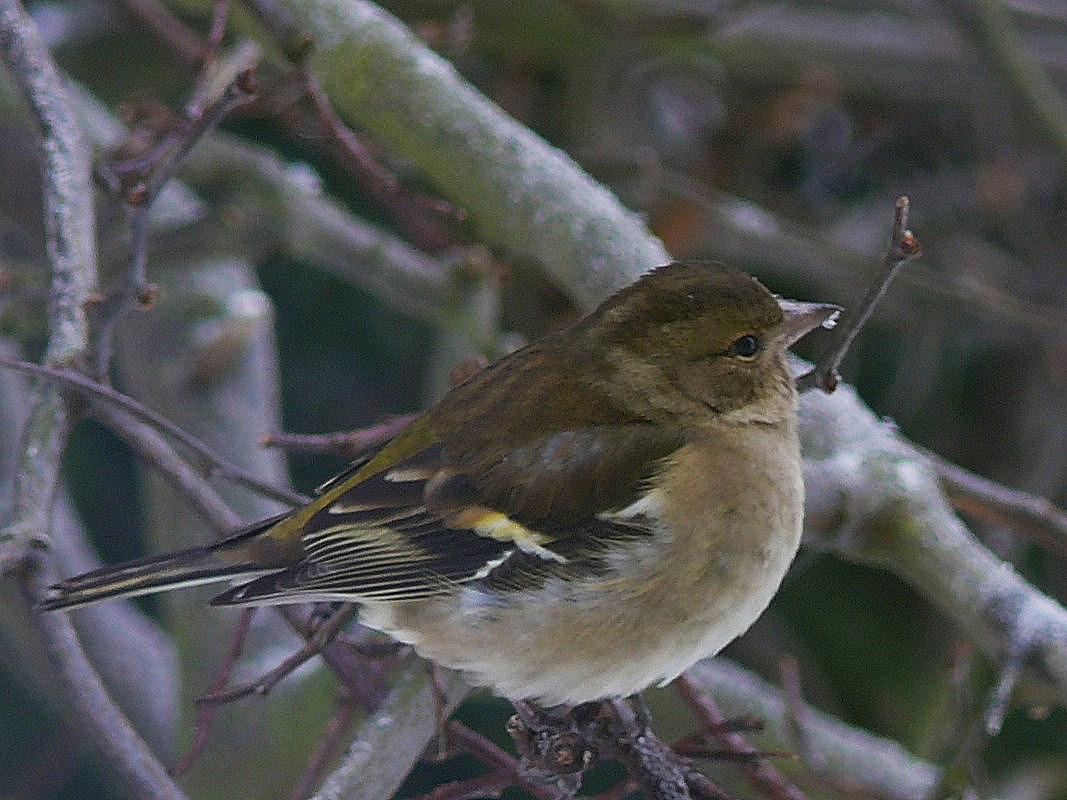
[90,46,260,374]
[922,447,1067,559]
[673,674,806,800]
[121,0,462,253]
[408,770,515,800]
[300,66,398,196]
[204,0,232,70]
[289,693,362,800]
[90,401,243,533]
[985,643,1025,737]
[0,356,307,507]
[447,721,559,800]
[931,643,991,799]
[279,66,462,252]
[797,197,921,394]
[274,605,393,712]
[777,655,823,773]
[652,165,1067,340]
[100,46,258,204]
[197,604,359,705]
[238,0,314,62]
[263,414,418,458]
[170,609,255,777]
[117,0,205,63]
[250,0,463,250]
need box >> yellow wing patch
[447,506,567,563]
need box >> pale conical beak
[776,298,842,346]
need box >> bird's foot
[507,700,601,798]
[506,696,736,800]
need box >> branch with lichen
[800,383,1067,710]
[0,1,189,798]
[269,0,669,307]
[2,0,1065,797]
[264,0,1067,705]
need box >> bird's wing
[211,416,684,606]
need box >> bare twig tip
[137,284,160,309]
[286,33,316,64]
[900,229,921,257]
[125,182,150,207]
[797,197,921,394]
[236,67,258,95]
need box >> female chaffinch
[41,261,837,706]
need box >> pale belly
[361,427,803,705]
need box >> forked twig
[673,674,806,800]
[90,46,260,375]
[197,604,359,706]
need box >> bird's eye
[730,334,761,359]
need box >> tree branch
[269,0,670,306]
[797,197,921,394]
[673,676,804,800]
[309,657,470,800]
[799,384,1067,706]
[0,355,307,508]
[88,400,244,534]
[16,574,190,800]
[0,0,96,565]
[90,41,259,375]
[179,132,455,325]
[0,343,180,757]
[924,447,1067,559]
[245,0,1067,713]
[0,3,187,798]
[683,659,941,800]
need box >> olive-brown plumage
[40,262,838,705]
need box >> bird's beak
[776,298,842,346]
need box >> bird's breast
[360,420,804,705]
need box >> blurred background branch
[1,0,1066,798]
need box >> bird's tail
[37,515,292,611]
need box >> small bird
[40,262,838,706]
